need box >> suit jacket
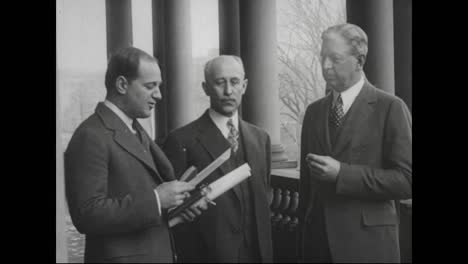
[163,110,273,263]
[65,103,176,263]
[298,81,412,263]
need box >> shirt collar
[332,74,365,114]
[103,99,136,133]
[208,108,239,139]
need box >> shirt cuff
[154,189,162,216]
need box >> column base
[271,143,298,169]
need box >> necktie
[227,118,239,153]
[132,120,143,144]
[329,94,344,145]
[330,94,344,129]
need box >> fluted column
[239,0,287,163]
[347,0,395,95]
[105,0,133,59]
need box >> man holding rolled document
[163,55,273,263]
[64,47,208,263]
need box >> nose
[322,57,332,70]
[224,83,233,95]
[152,87,162,100]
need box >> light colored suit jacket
[298,82,412,263]
[65,103,175,263]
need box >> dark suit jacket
[298,81,412,263]
[163,110,273,263]
[65,103,176,263]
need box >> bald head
[204,55,245,83]
[202,55,248,117]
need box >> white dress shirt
[103,99,137,133]
[332,74,365,115]
[208,108,239,139]
[103,100,162,216]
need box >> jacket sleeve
[336,98,412,200]
[65,128,162,236]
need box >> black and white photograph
[56,0,412,262]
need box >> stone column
[153,0,194,133]
[105,0,133,59]
[218,0,242,116]
[394,0,412,111]
[219,0,240,56]
[239,0,288,163]
[152,0,168,143]
[347,0,395,95]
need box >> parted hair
[322,23,368,59]
[104,47,158,92]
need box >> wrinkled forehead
[207,57,245,80]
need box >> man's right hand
[155,180,195,209]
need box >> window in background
[57,2,106,262]
[190,0,219,118]
[57,0,107,152]
[132,0,155,138]
[57,1,156,262]
[276,0,346,162]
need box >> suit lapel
[332,82,376,157]
[149,140,175,183]
[96,103,161,180]
[197,111,242,203]
[313,94,333,155]
[239,120,268,207]
[196,112,233,178]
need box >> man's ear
[202,81,210,96]
[115,76,128,95]
[356,55,366,71]
[241,78,248,95]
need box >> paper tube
[168,163,251,227]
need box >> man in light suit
[65,47,205,263]
[298,24,412,263]
[163,55,273,263]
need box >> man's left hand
[306,153,341,183]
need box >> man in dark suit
[65,47,204,263]
[298,23,412,263]
[163,55,273,263]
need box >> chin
[137,111,152,119]
[221,108,236,117]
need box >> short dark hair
[104,47,158,92]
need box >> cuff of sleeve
[335,162,366,196]
[336,162,356,194]
[154,189,162,216]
